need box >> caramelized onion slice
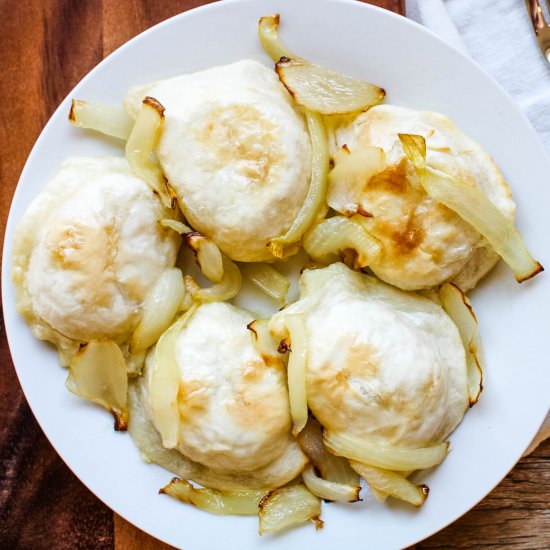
[440,282,483,406]
[350,461,428,507]
[258,14,297,62]
[302,466,360,502]
[324,431,449,471]
[268,111,329,258]
[130,268,185,354]
[150,304,198,448]
[66,340,128,430]
[259,15,384,115]
[192,255,242,302]
[161,478,267,516]
[303,216,381,269]
[399,133,543,283]
[281,315,309,437]
[240,263,290,305]
[276,59,385,115]
[126,97,174,209]
[69,99,134,140]
[297,417,359,485]
[160,219,224,283]
[258,484,322,534]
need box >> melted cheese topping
[330,105,516,290]
[270,263,469,448]
[169,302,293,472]
[124,60,312,262]
[13,157,179,342]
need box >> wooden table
[0,1,548,548]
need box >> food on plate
[128,301,308,492]
[399,132,542,284]
[10,8,545,537]
[258,14,384,258]
[328,105,541,290]
[69,99,134,140]
[270,262,472,504]
[257,484,322,534]
[258,14,385,115]
[159,219,243,302]
[303,214,381,268]
[123,59,312,262]
[439,282,483,406]
[239,262,290,305]
[12,157,181,421]
[125,96,177,210]
[66,339,129,429]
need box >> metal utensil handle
[526,0,548,34]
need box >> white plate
[3,0,550,548]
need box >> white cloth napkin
[407,0,550,454]
[408,0,550,151]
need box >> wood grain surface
[0,1,548,549]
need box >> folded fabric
[408,0,550,151]
[407,0,550,454]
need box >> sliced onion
[186,234,224,283]
[258,14,296,62]
[440,282,483,406]
[160,219,224,283]
[240,263,290,304]
[297,417,359,485]
[268,111,329,259]
[126,96,175,209]
[130,268,185,354]
[150,304,198,448]
[302,466,360,502]
[398,133,543,283]
[66,339,128,430]
[161,478,267,516]
[324,431,449,471]
[192,255,242,302]
[281,315,309,437]
[303,216,381,269]
[350,461,429,507]
[258,484,322,534]
[159,219,192,234]
[69,99,134,140]
[276,58,385,115]
[258,15,384,115]
[327,145,386,216]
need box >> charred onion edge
[68,99,77,121]
[516,262,544,283]
[143,95,165,115]
[277,338,291,354]
[111,409,129,431]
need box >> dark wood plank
[0,1,114,549]
[417,439,550,549]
